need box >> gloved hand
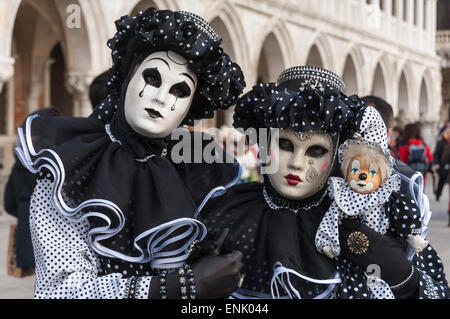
[339,219,415,288]
[149,228,243,299]
[186,227,235,264]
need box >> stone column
[65,72,95,117]
[0,57,15,136]
[417,0,424,29]
[27,81,43,113]
[0,57,14,94]
[370,0,381,8]
[383,0,392,15]
[396,0,404,19]
[406,0,414,24]
[431,0,437,33]
[424,0,432,31]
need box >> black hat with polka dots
[91,7,246,125]
[233,66,366,142]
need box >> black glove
[339,219,418,298]
[186,228,234,265]
[149,228,243,299]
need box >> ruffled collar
[329,173,401,216]
[263,176,328,213]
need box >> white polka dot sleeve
[30,178,152,299]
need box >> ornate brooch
[347,231,370,255]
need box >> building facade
[0,0,444,208]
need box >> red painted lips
[285,174,302,186]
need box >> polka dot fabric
[30,178,152,299]
[315,175,401,257]
[338,106,395,171]
[335,258,394,299]
[414,245,449,299]
[386,193,423,239]
[233,82,365,141]
[354,106,388,152]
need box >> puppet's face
[124,51,197,138]
[346,155,382,194]
[267,129,333,200]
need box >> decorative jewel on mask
[308,160,314,166]
[294,131,313,141]
[306,167,318,183]
[298,79,325,92]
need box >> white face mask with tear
[124,50,197,138]
[267,128,333,200]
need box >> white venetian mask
[267,128,333,200]
[124,51,198,138]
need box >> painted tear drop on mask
[139,83,148,98]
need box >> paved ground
[0,183,449,299]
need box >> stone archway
[127,0,178,16]
[305,44,324,68]
[257,32,285,83]
[11,1,67,127]
[130,0,159,16]
[342,54,359,95]
[419,77,429,119]
[372,63,387,101]
[5,0,102,120]
[210,16,236,128]
[210,17,236,61]
[397,71,410,126]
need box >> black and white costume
[16,8,245,299]
[199,66,449,299]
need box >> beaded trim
[178,264,196,299]
[390,266,415,291]
[277,66,345,93]
[262,186,328,213]
[160,270,168,299]
[126,276,139,299]
[421,271,440,299]
[179,11,220,41]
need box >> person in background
[391,125,404,153]
[438,120,450,137]
[361,96,399,159]
[440,142,450,227]
[398,123,433,184]
[4,107,60,273]
[219,125,259,183]
[434,127,450,201]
